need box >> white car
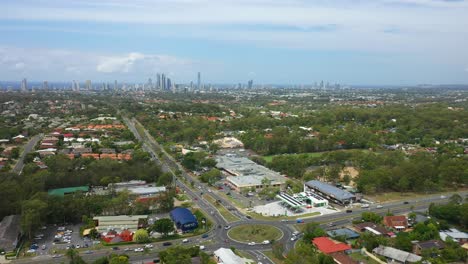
[376,205,383,209]
[224,225,231,230]
[199,245,205,250]
[248,242,256,246]
[134,248,144,252]
[262,240,270,245]
[291,236,297,241]
[144,244,154,248]
[182,239,189,243]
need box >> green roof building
[48,186,89,196]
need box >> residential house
[373,246,422,263]
[412,240,445,256]
[383,215,408,231]
[312,237,352,254]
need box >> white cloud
[0,46,196,81]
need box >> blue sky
[1,0,468,85]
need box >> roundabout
[227,224,283,243]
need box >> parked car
[134,248,144,252]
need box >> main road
[12,133,43,174]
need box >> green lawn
[228,224,283,243]
[203,194,240,223]
[349,252,381,264]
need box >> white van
[361,204,369,208]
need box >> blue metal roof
[327,228,360,239]
[305,180,355,201]
[170,207,197,226]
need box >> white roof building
[214,248,254,264]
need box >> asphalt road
[12,133,43,174]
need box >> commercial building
[93,215,148,232]
[216,154,286,192]
[214,247,253,264]
[170,208,198,232]
[48,186,89,197]
[304,180,356,205]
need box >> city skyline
[1,0,468,85]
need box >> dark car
[202,234,209,238]
[162,242,172,246]
[112,247,119,250]
[403,201,409,204]
[346,209,353,213]
[246,215,252,219]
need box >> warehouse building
[216,154,286,192]
[304,180,356,205]
[170,208,198,232]
[92,215,148,232]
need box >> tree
[133,229,150,243]
[66,249,86,264]
[302,222,326,243]
[21,198,48,239]
[449,193,462,204]
[361,212,382,224]
[150,218,175,237]
[109,255,129,264]
[157,172,173,186]
[272,241,285,260]
[200,169,221,185]
[11,147,20,159]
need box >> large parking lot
[28,224,96,256]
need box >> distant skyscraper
[161,74,166,90]
[42,81,49,90]
[114,80,118,90]
[21,78,27,92]
[86,80,92,90]
[72,80,80,91]
[148,78,153,90]
[156,73,161,90]
[248,79,253,89]
[166,78,172,91]
[197,72,201,90]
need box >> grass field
[367,190,464,203]
[203,194,240,223]
[228,224,283,243]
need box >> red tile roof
[383,215,408,229]
[312,237,352,254]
